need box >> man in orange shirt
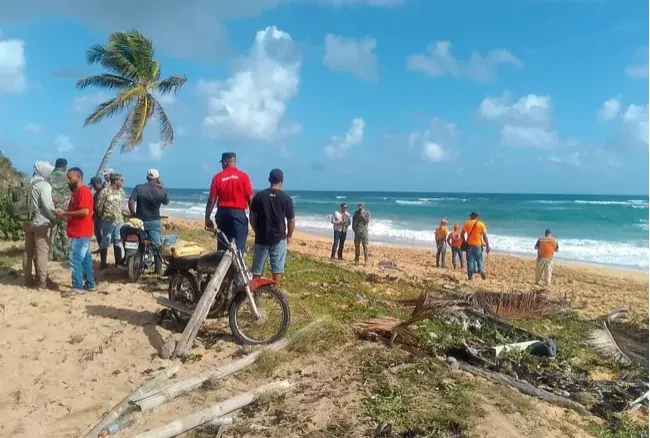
[462,212,490,280]
[446,223,464,269]
[434,218,448,268]
[534,229,559,286]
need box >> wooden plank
[173,252,233,358]
[156,296,194,315]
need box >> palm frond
[109,30,154,80]
[153,100,174,145]
[589,307,649,369]
[122,94,155,150]
[452,290,569,320]
[84,87,142,126]
[76,74,134,91]
[157,75,187,95]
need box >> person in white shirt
[330,203,351,260]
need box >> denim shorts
[251,239,288,275]
[100,222,123,249]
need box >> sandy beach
[0,216,647,437]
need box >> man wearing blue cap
[205,152,253,252]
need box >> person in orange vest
[462,212,490,280]
[534,229,559,286]
[446,223,464,269]
[434,218,449,268]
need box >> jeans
[331,231,347,259]
[451,247,464,269]
[69,238,95,289]
[216,208,249,253]
[466,245,484,280]
[436,239,447,268]
[100,222,123,249]
[143,220,162,269]
[251,239,288,275]
[93,217,103,245]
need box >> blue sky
[0,0,648,194]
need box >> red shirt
[67,185,94,238]
[209,167,253,210]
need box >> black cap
[469,211,479,218]
[89,176,103,186]
[269,168,284,184]
[55,158,67,168]
[220,152,236,163]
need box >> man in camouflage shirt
[95,173,126,269]
[352,203,371,265]
[48,158,70,261]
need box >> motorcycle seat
[170,250,227,270]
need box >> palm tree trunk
[96,116,132,175]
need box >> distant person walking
[534,229,559,286]
[48,158,70,261]
[330,203,351,260]
[23,161,58,290]
[90,176,104,250]
[447,223,464,269]
[352,203,371,265]
[96,173,126,269]
[205,152,253,253]
[434,218,449,268]
[249,169,295,284]
[55,167,96,294]
[462,212,490,280]
[129,169,170,274]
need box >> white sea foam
[336,196,347,199]
[530,199,648,208]
[395,200,427,206]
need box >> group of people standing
[434,212,490,280]
[330,202,371,265]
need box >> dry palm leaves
[589,306,649,370]
[450,289,570,320]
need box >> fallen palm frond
[589,306,649,370]
[449,289,569,320]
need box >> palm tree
[76,30,187,174]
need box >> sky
[0,0,648,194]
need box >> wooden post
[173,252,233,359]
[132,380,292,438]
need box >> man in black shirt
[128,169,170,273]
[249,168,295,284]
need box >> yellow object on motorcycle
[163,240,206,258]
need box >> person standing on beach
[249,169,295,284]
[352,203,371,265]
[55,167,96,294]
[90,176,104,251]
[102,168,114,188]
[330,203,351,260]
[462,212,490,280]
[96,173,126,269]
[534,229,559,286]
[129,169,170,274]
[23,161,58,290]
[49,158,70,261]
[205,152,253,253]
[434,218,449,268]
[447,223,464,269]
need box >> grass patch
[588,414,649,438]
[288,317,352,354]
[245,349,289,378]
[0,245,22,269]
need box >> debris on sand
[589,306,649,370]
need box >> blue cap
[269,168,284,184]
[220,152,236,163]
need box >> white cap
[103,168,114,176]
[147,168,160,179]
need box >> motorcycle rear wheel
[127,252,144,283]
[168,271,200,324]
[228,285,290,345]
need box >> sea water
[159,190,649,271]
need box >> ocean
[160,190,650,271]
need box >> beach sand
[0,217,646,437]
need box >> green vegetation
[0,154,26,241]
[77,30,186,174]
[588,415,649,438]
[0,246,22,269]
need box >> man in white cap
[102,168,114,187]
[128,169,170,274]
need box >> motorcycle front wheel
[228,285,290,345]
[127,252,144,283]
[168,271,200,324]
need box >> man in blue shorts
[249,169,295,284]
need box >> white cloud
[324,118,365,159]
[597,98,621,122]
[24,123,42,134]
[620,103,649,148]
[407,41,523,82]
[0,32,27,93]
[323,34,378,82]
[479,92,569,149]
[54,134,73,152]
[408,117,458,162]
[198,26,302,143]
[546,149,622,169]
[625,47,648,78]
[155,92,175,106]
[72,92,111,113]
[148,142,163,160]
[0,1,403,60]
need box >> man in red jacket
[55,167,96,294]
[205,152,253,252]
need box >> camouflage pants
[49,220,69,261]
[354,232,369,263]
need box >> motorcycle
[164,228,290,345]
[121,224,163,283]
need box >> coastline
[165,216,648,318]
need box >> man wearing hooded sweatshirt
[23,161,58,290]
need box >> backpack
[9,178,33,221]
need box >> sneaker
[480,271,487,280]
[72,289,88,295]
[84,284,97,292]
